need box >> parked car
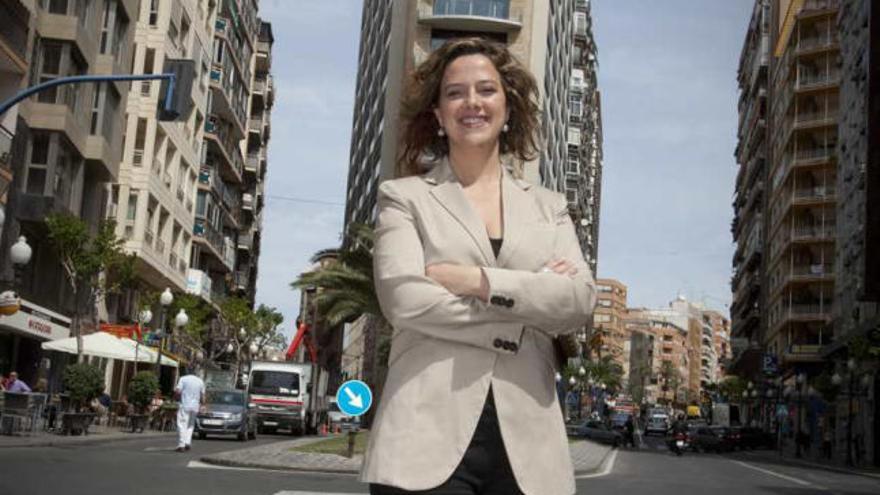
[195,390,257,441]
[645,415,670,436]
[566,419,624,447]
[327,397,360,432]
[690,426,734,453]
[737,426,776,450]
[610,413,633,432]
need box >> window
[26,134,50,195]
[148,0,159,26]
[90,83,104,134]
[100,0,112,53]
[37,42,63,103]
[598,299,612,307]
[126,189,138,221]
[47,0,69,15]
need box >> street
[2,433,879,494]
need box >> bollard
[346,430,357,458]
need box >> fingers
[543,258,578,277]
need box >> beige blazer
[360,157,597,495]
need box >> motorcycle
[669,432,687,456]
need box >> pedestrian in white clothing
[174,367,205,452]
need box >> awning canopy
[41,332,178,368]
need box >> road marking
[575,448,618,479]
[187,460,262,471]
[272,492,365,495]
[731,460,827,490]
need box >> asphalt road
[1,432,879,494]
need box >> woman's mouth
[458,116,490,129]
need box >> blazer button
[490,296,504,306]
[493,338,503,349]
[505,298,515,308]
[509,342,519,353]
[502,341,511,351]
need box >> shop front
[0,298,70,386]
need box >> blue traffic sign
[336,380,373,417]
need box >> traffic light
[157,58,195,121]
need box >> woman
[361,38,597,495]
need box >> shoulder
[378,176,426,198]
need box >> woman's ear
[433,107,444,131]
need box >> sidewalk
[0,425,175,449]
[200,434,614,476]
[734,444,880,480]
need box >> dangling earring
[502,122,510,133]
[437,127,446,137]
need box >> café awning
[41,332,178,367]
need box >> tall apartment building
[732,0,840,379]
[107,0,214,321]
[733,0,879,465]
[0,1,30,208]
[0,0,138,384]
[191,0,267,308]
[593,278,629,374]
[342,0,604,377]
[730,0,771,378]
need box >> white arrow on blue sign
[336,379,373,417]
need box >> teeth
[461,117,487,125]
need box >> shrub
[128,371,160,413]
[63,363,105,412]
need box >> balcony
[248,116,263,135]
[775,186,836,225]
[793,109,838,130]
[242,192,254,211]
[783,344,823,363]
[193,218,231,273]
[209,64,247,137]
[418,1,522,33]
[796,34,839,56]
[795,69,840,92]
[245,153,260,174]
[772,147,835,190]
[0,0,29,72]
[205,117,244,184]
[237,231,253,251]
[234,270,250,291]
[198,168,241,226]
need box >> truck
[246,361,329,436]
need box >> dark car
[195,390,257,441]
[610,413,633,432]
[566,419,624,447]
[738,426,776,450]
[690,426,733,453]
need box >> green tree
[659,361,682,406]
[45,214,135,361]
[290,222,389,427]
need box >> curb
[734,451,880,480]
[573,445,615,476]
[199,445,614,477]
[198,455,361,475]
[0,431,175,449]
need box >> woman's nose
[465,88,480,107]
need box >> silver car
[645,415,670,436]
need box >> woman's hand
[541,258,578,277]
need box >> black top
[489,237,503,258]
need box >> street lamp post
[794,372,806,458]
[8,236,32,287]
[154,288,173,372]
[135,308,153,366]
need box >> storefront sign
[0,299,70,341]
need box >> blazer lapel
[496,164,531,268]
[428,159,496,267]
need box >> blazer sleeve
[480,192,598,335]
[372,180,525,355]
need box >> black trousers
[369,386,524,495]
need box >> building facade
[593,278,629,375]
[0,0,138,385]
[733,0,879,466]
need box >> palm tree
[583,355,624,394]
[290,223,390,427]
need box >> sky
[254,1,755,343]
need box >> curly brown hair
[397,37,542,177]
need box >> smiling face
[433,54,509,154]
